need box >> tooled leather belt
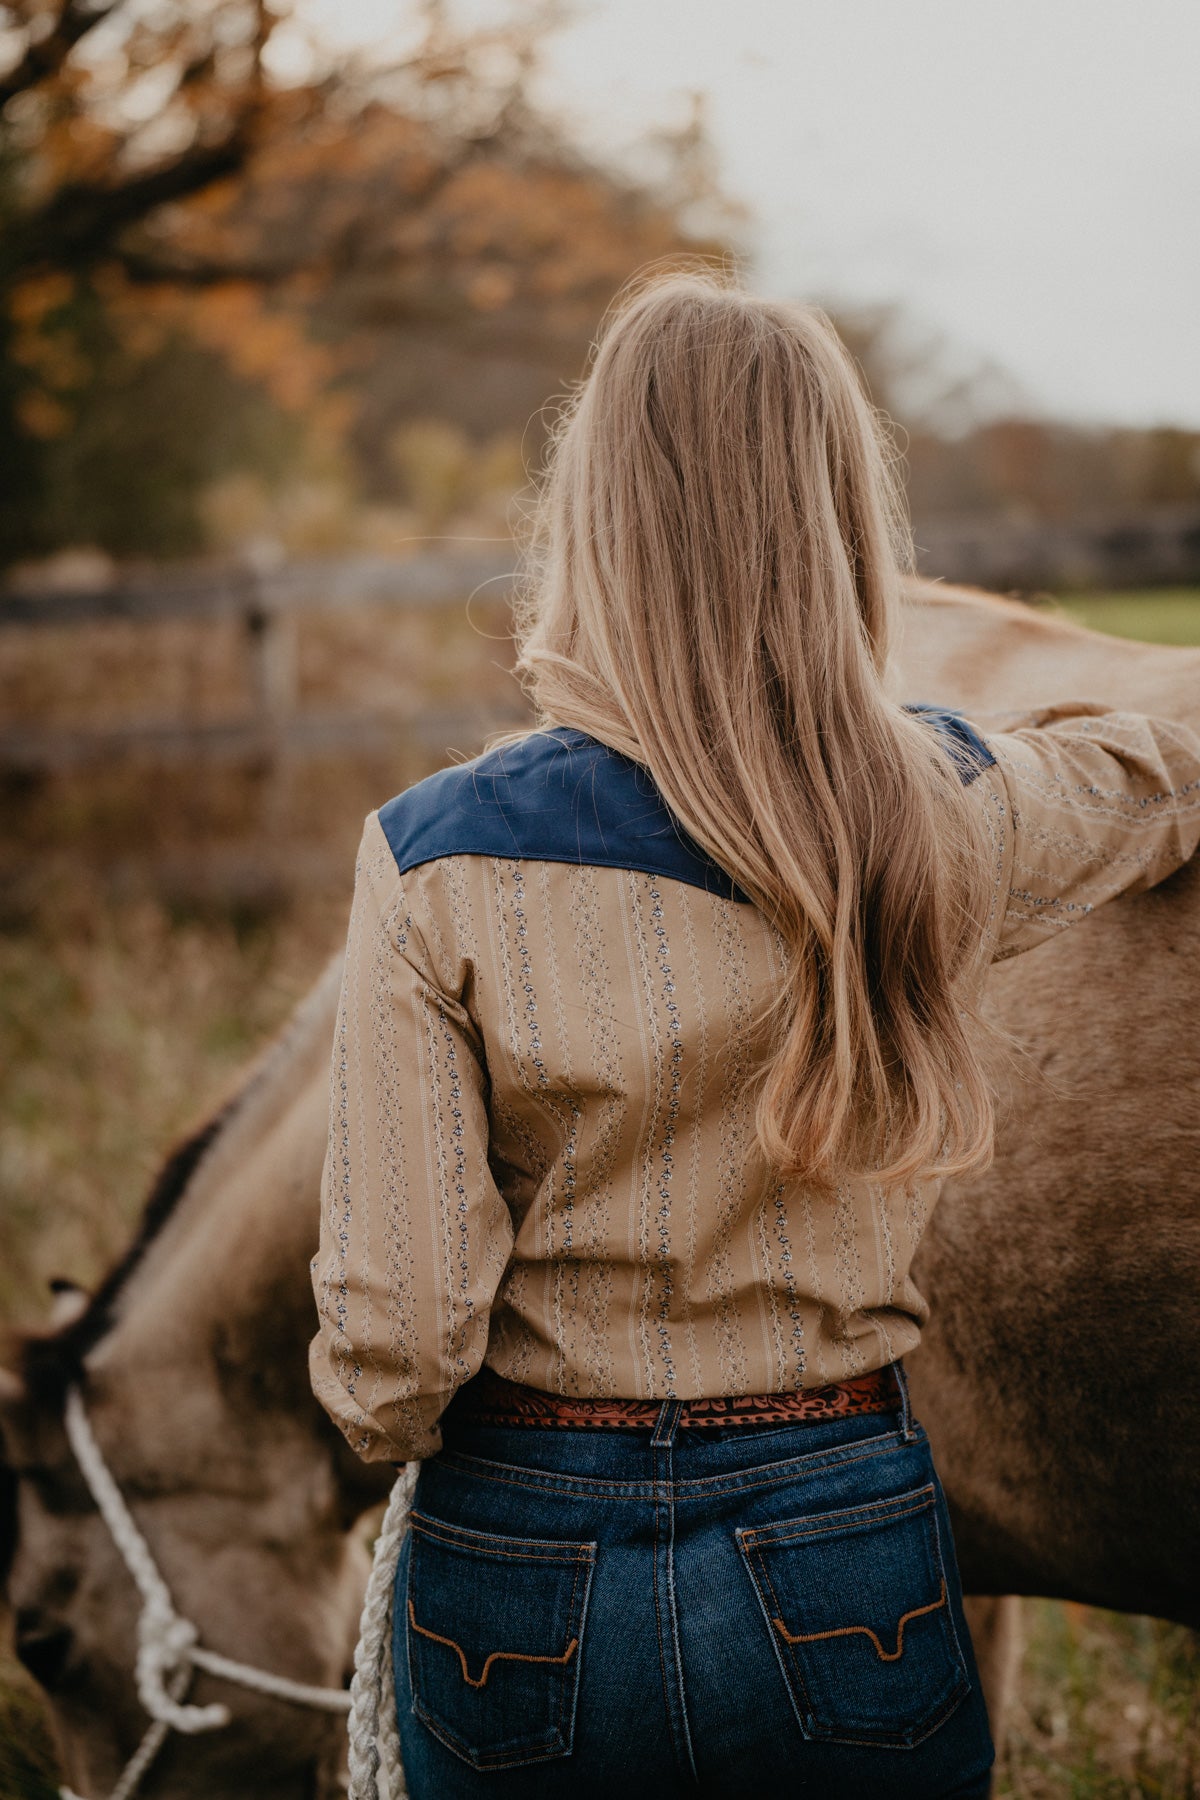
[445,1362,902,1430]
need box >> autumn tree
[0,0,729,564]
[0,0,281,554]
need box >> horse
[2,580,1198,1795]
[902,584,1200,1627]
[0,961,387,1798]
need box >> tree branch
[0,0,122,109]
[8,127,256,273]
[109,242,301,286]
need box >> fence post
[241,549,298,854]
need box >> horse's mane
[16,953,343,1403]
[19,1104,241,1401]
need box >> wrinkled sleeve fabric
[979,702,1200,960]
[309,812,513,1464]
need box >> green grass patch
[1052,588,1200,646]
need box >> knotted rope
[346,1466,417,1800]
[60,1385,354,1800]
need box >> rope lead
[60,1385,357,1800]
[347,1467,417,1800]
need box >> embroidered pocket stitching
[735,1479,970,1749]
[404,1516,596,1771]
[407,1598,580,1690]
[770,1577,948,1662]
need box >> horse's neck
[903,582,1200,723]
[85,958,342,1481]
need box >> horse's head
[0,955,394,1795]
[1,1291,387,1799]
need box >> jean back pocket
[737,1482,969,1748]
[404,1510,595,1770]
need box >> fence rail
[0,548,517,628]
[0,705,528,774]
[0,550,522,774]
[4,519,1200,779]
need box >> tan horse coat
[903,583,1200,1624]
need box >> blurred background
[2,2,1198,1792]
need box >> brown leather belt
[445,1362,902,1431]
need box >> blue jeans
[392,1382,995,1797]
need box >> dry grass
[0,879,345,1329]
[0,883,351,1799]
[998,1605,1199,1797]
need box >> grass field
[2,587,1198,1795]
[1053,587,1200,645]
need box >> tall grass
[0,881,346,1328]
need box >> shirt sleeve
[309,812,513,1464]
[980,701,1200,960]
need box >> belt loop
[651,1399,684,1448]
[892,1360,917,1442]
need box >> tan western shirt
[310,703,1200,1464]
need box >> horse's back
[901,583,1200,1623]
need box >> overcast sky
[302,0,1200,429]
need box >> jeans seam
[410,1517,595,1562]
[650,1411,698,1785]
[738,1484,937,1547]
[926,1485,974,1689]
[555,1554,589,1748]
[663,1480,697,1782]
[651,1456,668,1719]
[435,1430,916,1502]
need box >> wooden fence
[0,549,524,774]
[3,510,1199,778]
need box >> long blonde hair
[512,270,995,1191]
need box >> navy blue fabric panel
[377,709,995,894]
[378,728,752,900]
[904,703,996,784]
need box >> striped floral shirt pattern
[309,706,1200,1463]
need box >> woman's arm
[982,703,1200,960]
[309,814,513,1464]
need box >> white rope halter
[59,1385,360,1800]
